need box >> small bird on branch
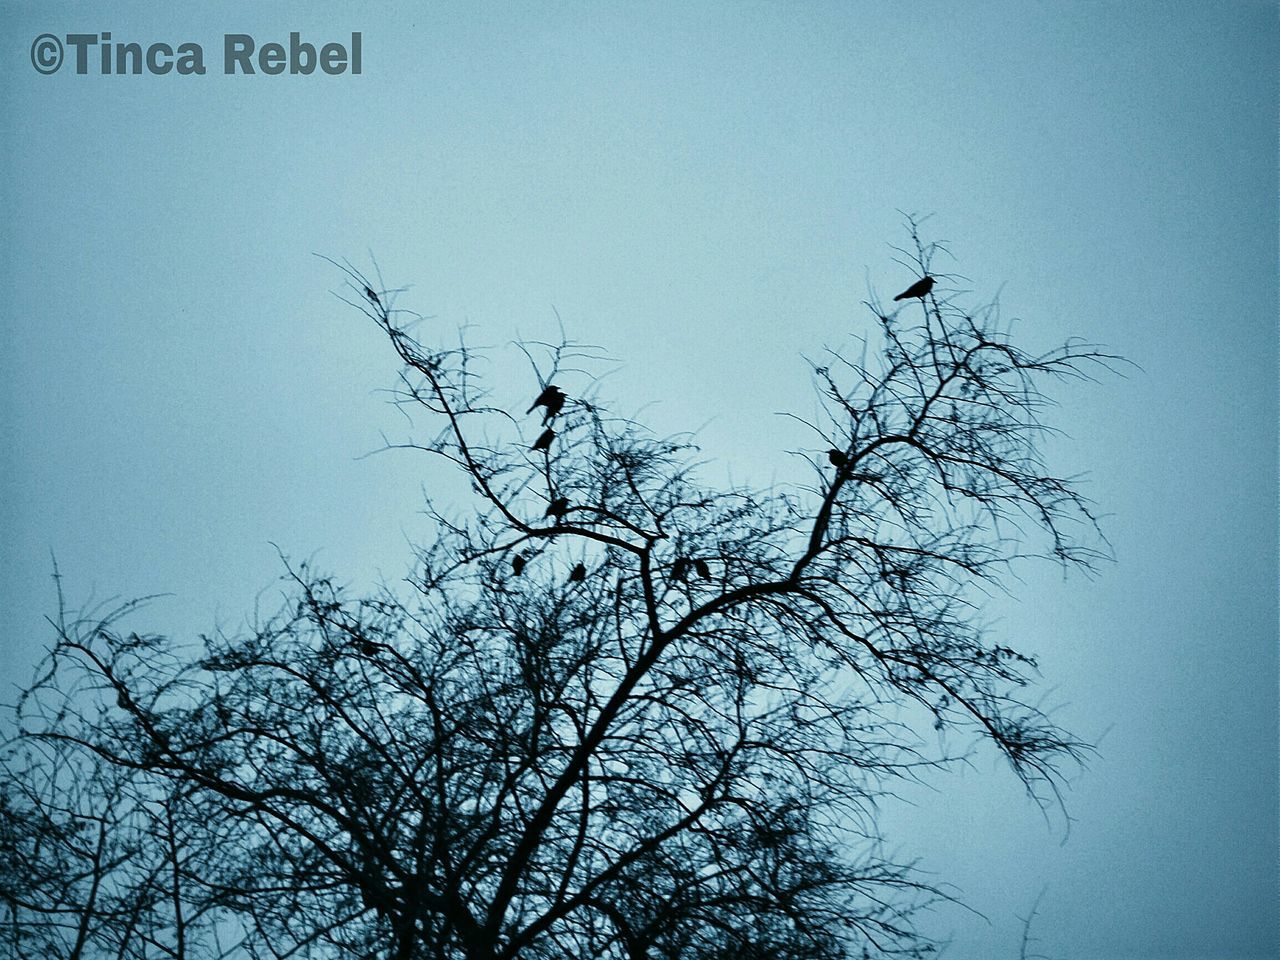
[512,553,527,576]
[892,276,934,301]
[568,562,586,583]
[672,557,690,582]
[827,449,848,469]
[545,497,569,523]
[527,385,567,424]
[532,428,555,452]
[693,558,711,579]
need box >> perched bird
[363,285,380,306]
[532,428,555,452]
[512,553,527,576]
[541,389,566,423]
[527,384,560,413]
[827,448,848,469]
[672,557,691,582]
[693,558,711,580]
[545,497,570,523]
[528,385,567,424]
[568,562,586,583]
[892,276,934,301]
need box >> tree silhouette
[1,224,1120,959]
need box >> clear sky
[2,2,1276,957]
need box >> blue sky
[2,2,1276,957]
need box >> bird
[527,384,560,413]
[363,285,380,306]
[892,276,934,301]
[540,391,566,423]
[512,553,527,576]
[545,497,569,523]
[672,557,691,582]
[827,449,848,469]
[568,562,586,583]
[527,385,567,424]
[693,558,711,579]
[532,428,555,452]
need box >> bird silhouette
[693,558,711,579]
[568,562,586,583]
[892,276,934,301]
[827,449,848,469]
[541,390,565,423]
[528,385,567,424]
[364,285,380,306]
[545,497,569,523]
[672,557,691,582]
[512,553,527,576]
[532,428,555,452]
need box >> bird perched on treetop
[532,428,555,452]
[527,385,567,424]
[892,276,934,301]
[568,562,586,583]
[827,449,848,469]
[693,558,711,579]
[545,497,569,523]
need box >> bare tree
[1,224,1120,959]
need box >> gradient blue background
[2,2,1276,957]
